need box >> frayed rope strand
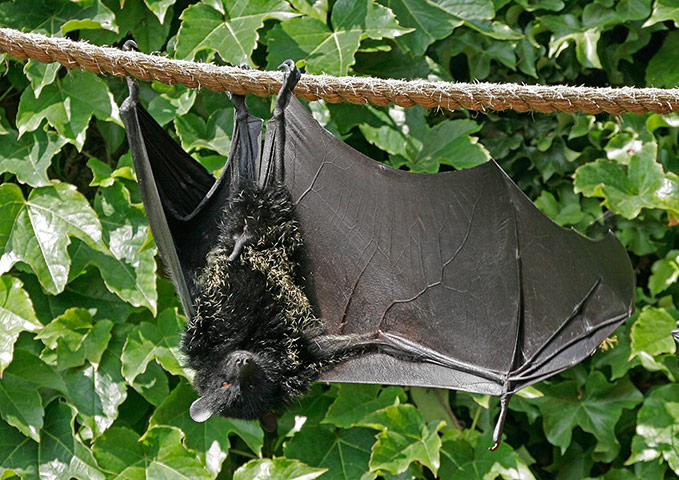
[1,27,679,115]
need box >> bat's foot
[273,60,301,116]
[227,227,254,262]
[122,39,138,52]
[490,393,512,451]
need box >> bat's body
[120,43,635,448]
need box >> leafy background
[0,0,677,478]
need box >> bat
[119,41,635,449]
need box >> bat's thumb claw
[278,59,296,71]
[122,39,138,52]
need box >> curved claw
[122,39,138,52]
[490,393,511,451]
[121,39,140,107]
[274,59,301,116]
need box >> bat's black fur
[181,181,376,422]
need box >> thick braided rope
[2,27,679,114]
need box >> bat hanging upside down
[119,41,634,449]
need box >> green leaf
[647,31,679,87]
[541,14,602,68]
[267,0,410,75]
[630,306,677,359]
[0,349,66,442]
[0,275,41,374]
[627,384,679,475]
[175,108,234,156]
[151,380,264,477]
[93,426,211,479]
[644,0,679,27]
[23,60,60,98]
[0,0,116,35]
[176,0,296,64]
[35,307,113,370]
[131,361,170,406]
[145,0,175,23]
[323,384,403,428]
[439,430,536,479]
[63,353,127,440]
[22,268,136,325]
[592,323,638,380]
[145,84,197,127]
[514,0,564,11]
[234,458,326,480]
[648,250,679,296]
[574,142,679,219]
[70,180,158,313]
[82,0,172,53]
[121,308,187,383]
[16,71,121,151]
[0,128,67,187]
[376,0,468,56]
[0,183,105,295]
[285,424,377,480]
[357,105,489,172]
[359,404,444,475]
[0,417,38,479]
[533,372,643,462]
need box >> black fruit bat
[119,42,634,449]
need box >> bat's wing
[119,47,263,319]
[276,95,634,413]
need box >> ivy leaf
[533,372,643,462]
[121,308,187,384]
[359,404,444,476]
[574,142,679,219]
[144,84,197,127]
[0,183,105,295]
[267,0,410,75]
[94,425,211,479]
[358,105,489,172]
[647,30,679,88]
[81,0,172,53]
[175,108,234,156]
[0,417,38,479]
[0,276,41,375]
[643,0,679,27]
[648,250,679,296]
[541,14,602,68]
[0,128,67,188]
[23,60,60,98]
[62,354,127,440]
[234,458,326,480]
[630,306,677,359]
[35,307,113,370]
[131,360,170,406]
[0,349,66,442]
[514,0,564,11]
[439,430,536,479]
[376,0,479,56]
[145,0,174,23]
[70,180,158,313]
[151,380,264,477]
[285,424,377,480]
[176,0,296,64]
[22,269,136,326]
[16,71,122,151]
[627,384,679,475]
[323,384,404,428]
[0,0,116,35]
[592,323,638,380]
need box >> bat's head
[189,350,282,426]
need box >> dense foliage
[0,0,677,478]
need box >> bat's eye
[222,382,230,388]
[249,385,256,391]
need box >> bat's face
[189,350,280,423]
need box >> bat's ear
[258,411,277,432]
[189,396,213,423]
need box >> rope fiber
[1,27,679,115]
